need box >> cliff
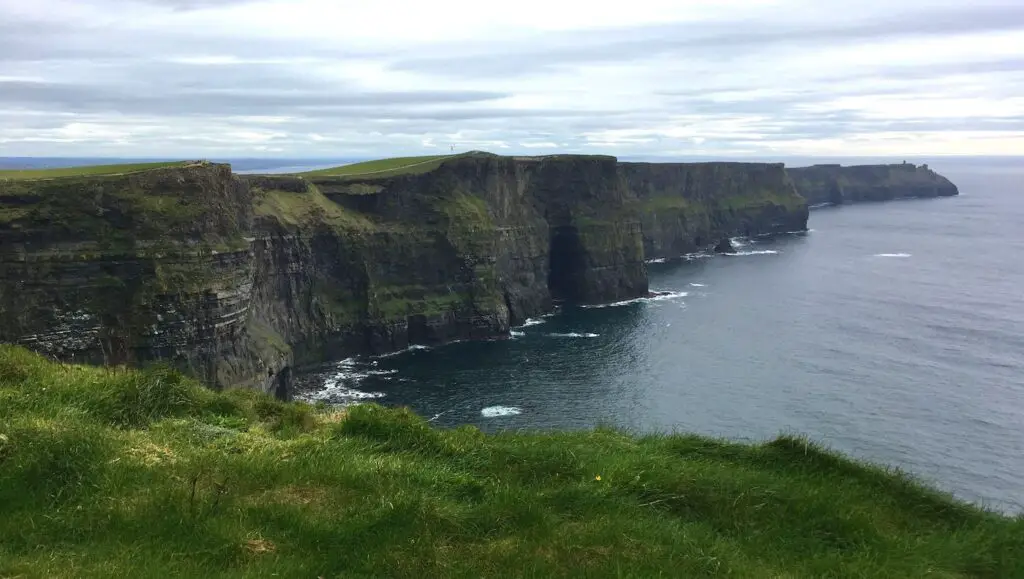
[0,153,807,394]
[0,162,274,391]
[789,163,959,206]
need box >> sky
[1,0,1023,159]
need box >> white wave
[521,317,546,327]
[722,250,779,256]
[582,290,689,309]
[303,361,387,403]
[648,290,689,302]
[305,385,386,403]
[689,283,706,287]
[374,343,432,359]
[874,253,912,258]
[547,332,600,338]
[428,410,453,422]
[299,355,398,403]
[684,252,713,260]
[645,257,667,264]
[755,229,812,237]
[510,330,526,338]
[327,357,364,377]
[481,405,522,417]
[321,358,396,382]
[730,237,749,248]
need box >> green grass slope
[0,161,188,180]
[0,345,1020,578]
[300,154,458,179]
[253,183,376,233]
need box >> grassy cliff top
[298,151,624,181]
[0,161,190,181]
[788,162,953,183]
[300,154,461,179]
[0,161,245,246]
[0,345,1019,578]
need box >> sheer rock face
[0,154,809,395]
[789,163,959,206]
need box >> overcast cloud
[1,0,1022,157]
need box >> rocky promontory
[788,162,959,206]
[0,153,808,395]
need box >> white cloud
[0,0,1022,157]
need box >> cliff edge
[789,162,959,206]
[0,153,808,394]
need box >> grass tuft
[100,365,202,428]
[337,404,444,455]
[253,182,375,232]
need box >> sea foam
[581,290,688,309]
[722,250,779,256]
[374,343,432,359]
[481,405,522,417]
[301,357,388,403]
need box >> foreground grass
[300,155,457,179]
[0,346,1020,578]
[0,161,187,180]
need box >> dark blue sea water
[294,159,1024,513]
[5,155,1022,512]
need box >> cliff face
[0,154,807,394]
[0,163,287,393]
[622,162,808,259]
[789,163,959,206]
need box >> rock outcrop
[788,162,959,206]
[0,153,808,395]
[714,238,737,253]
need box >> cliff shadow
[547,226,587,302]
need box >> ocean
[293,158,1024,513]
[4,155,1022,513]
